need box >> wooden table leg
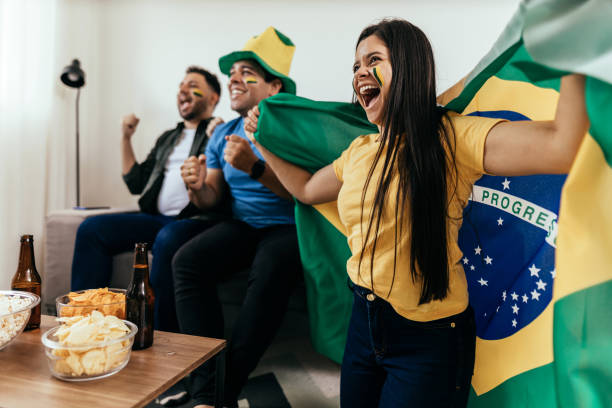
[214,349,226,408]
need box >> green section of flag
[468,364,557,407]
[523,0,612,85]
[256,93,377,173]
[295,204,353,363]
[255,93,376,362]
[446,41,561,113]
[520,0,612,168]
[585,77,612,167]
[553,279,612,408]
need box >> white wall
[74,0,520,207]
[2,0,520,286]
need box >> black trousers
[172,220,301,406]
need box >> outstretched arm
[484,74,589,176]
[244,107,342,205]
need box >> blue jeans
[341,284,476,408]
[71,212,214,332]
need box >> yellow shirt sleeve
[449,112,506,177]
[333,137,358,182]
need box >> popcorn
[50,311,131,377]
[0,294,32,348]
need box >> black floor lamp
[60,59,85,207]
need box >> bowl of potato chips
[56,288,126,319]
[41,310,137,381]
[0,290,40,350]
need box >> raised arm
[483,74,589,176]
[244,107,342,205]
[121,114,140,175]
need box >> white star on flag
[497,217,504,226]
[529,264,541,277]
[484,256,493,265]
[474,246,482,255]
[512,319,517,328]
[463,257,469,264]
[470,265,475,271]
[536,279,547,291]
[522,294,529,303]
[502,290,507,301]
[550,270,556,279]
[531,289,541,301]
[512,304,519,314]
[511,292,519,301]
[502,178,511,190]
[478,277,488,286]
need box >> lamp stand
[75,87,81,207]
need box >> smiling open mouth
[179,98,192,110]
[359,85,380,108]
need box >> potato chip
[51,311,131,377]
[59,288,126,319]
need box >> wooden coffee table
[0,315,226,408]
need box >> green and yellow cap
[219,26,296,95]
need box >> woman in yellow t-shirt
[245,19,588,408]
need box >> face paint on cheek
[245,77,258,84]
[192,89,204,98]
[373,67,385,87]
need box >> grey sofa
[42,208,307,318]
[42,207,138,314]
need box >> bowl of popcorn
[41,310,137,381]
[0,290,40,350]
[56,288,126,319]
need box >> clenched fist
[181,154,207,191]
[223,135,258,173]
[122,114,140,140]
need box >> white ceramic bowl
[0,290,40,350]
[41,319,137,381]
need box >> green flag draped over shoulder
[255,94,377,363]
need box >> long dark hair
[356,19,457,304]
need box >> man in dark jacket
[71,66,226,333]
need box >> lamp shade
[60,59,85,88]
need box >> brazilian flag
[254,0,612,406]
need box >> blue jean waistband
[349,281,473,326]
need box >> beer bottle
[126,243,155,350]
[11,234,41,330]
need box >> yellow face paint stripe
[373,67,384,87]
[245,76,258,84]
[192,89,204,97]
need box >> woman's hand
[244,106,260,144]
